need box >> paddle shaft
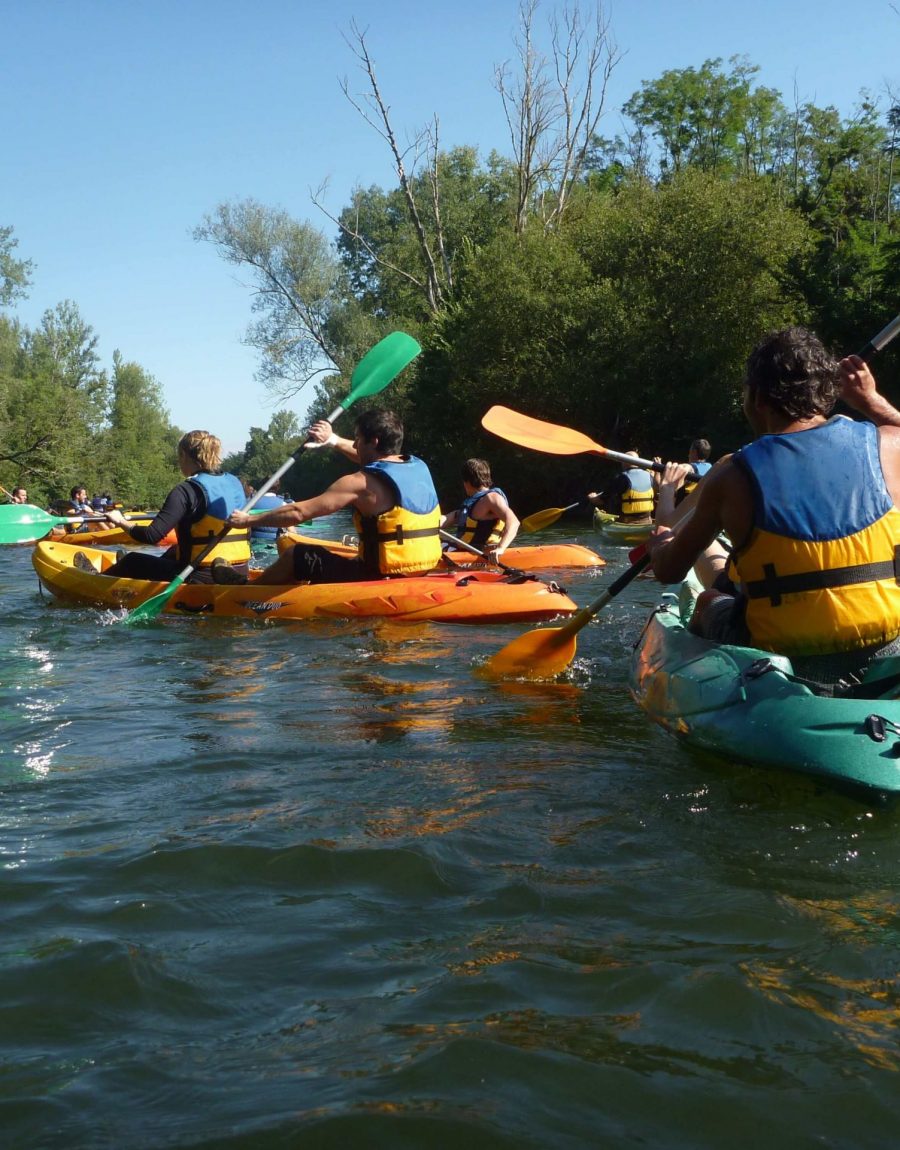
[439,529,520,574]
[556,551,651,640]
[858,312,900,361]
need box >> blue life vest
[455,486,507,548]
[620,468,655,518]
[680,459,712,501]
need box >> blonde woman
[86,430,251,583]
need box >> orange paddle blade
[482,406,608,457]
[481,625,578,680]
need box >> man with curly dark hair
[648,326,900,675]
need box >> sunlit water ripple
[1,520,899,1149]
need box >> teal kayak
[630,579,900,795]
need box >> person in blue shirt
[249,480,287,542]
[674,438,713,505]
[225,409,442,584]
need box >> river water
[2,521,899,1149]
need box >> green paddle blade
[122,573,189,626]
[0,505,62,544]
[342,331,421,409]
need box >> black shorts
[289,543,375,584]
[105,551,250,585]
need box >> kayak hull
[277,531,604,570]
[593,510,652,545]
[32,541,578,625]
[630,583,900,795]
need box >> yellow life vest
[353,456,442,575]
[620,468,655,518]
[732,418,900,656]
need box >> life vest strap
[374,525,441,544]
[745,546,900,607]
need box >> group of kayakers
[587,439,713,526]
[72,408,521,588]
[61,320,900,685]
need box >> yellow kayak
[51,521,177,548]
[276,530,604,571]
[33,540,578,624]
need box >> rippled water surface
[3,522,900,1149]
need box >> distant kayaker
[649,326,900,675]
[80,430,251,583]
[10,486,27,504]
[440,458,520,563]
[221,408,442,584]
[66,485,93,515]
[249,479,287,542]
[675,439,713,505]
[587,451,655,523]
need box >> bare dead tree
[336,21,446,312]
[495,0,555,234]
[495,0,621,233]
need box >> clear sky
[4,0,899,452]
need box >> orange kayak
[33,540,578,625]
[277,530,604,571]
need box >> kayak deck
[630,580,900,795]
[277,530,604,571]
[33,541,578,625]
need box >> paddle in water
[122,331,422,625]
[483,550,650,679]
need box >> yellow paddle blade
[520,506,569,533]
[481,625,578,680]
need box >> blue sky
[4,0,899,452]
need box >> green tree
[194,199,347,400]
[0,226,33,309]
[96,354,182,507]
